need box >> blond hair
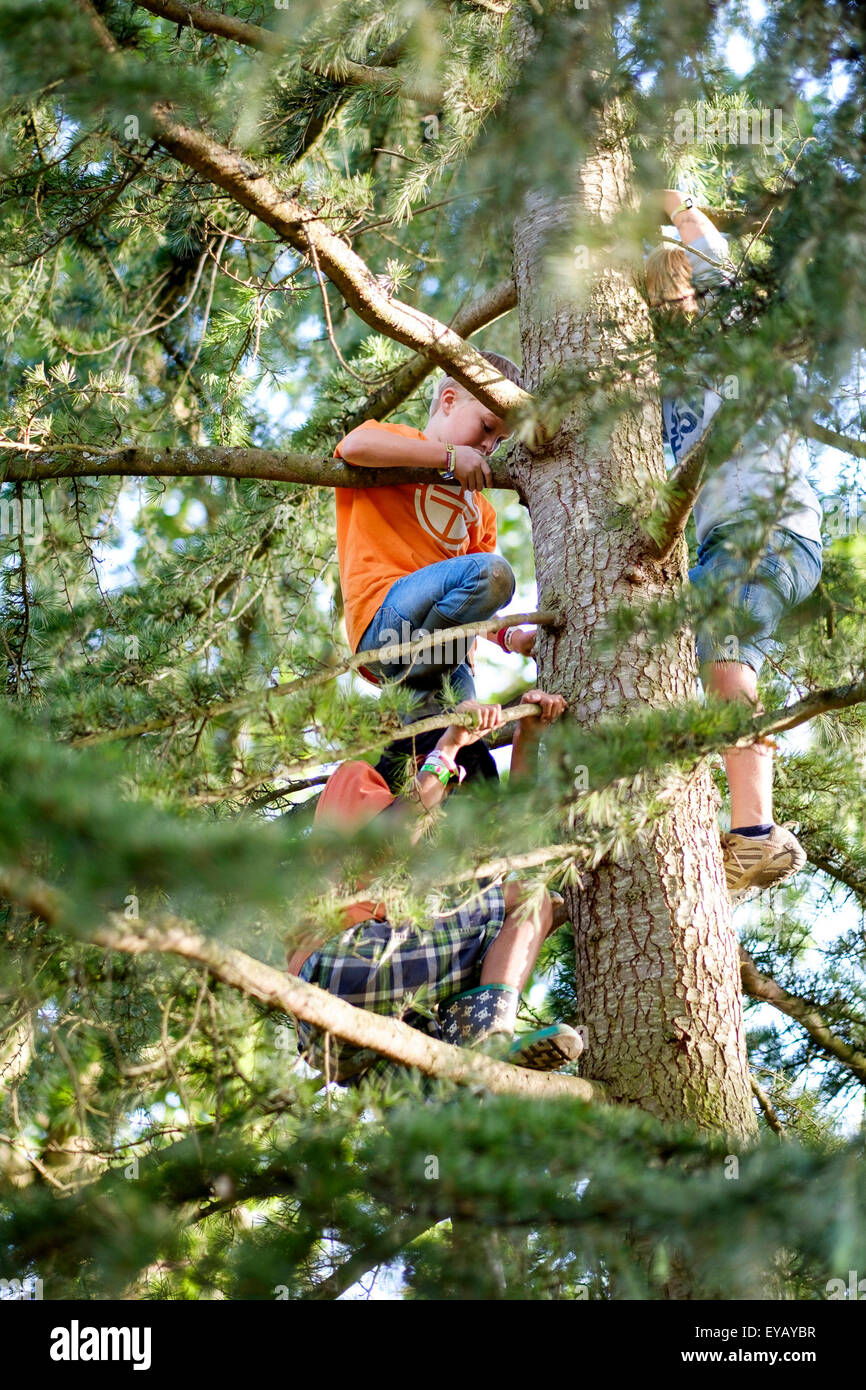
[429,351,524,418]
[644,245,697,319]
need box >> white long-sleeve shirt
[659,228,823,547]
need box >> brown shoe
[720,823,807,894]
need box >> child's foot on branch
[438,984,583,1072]
[720,822,807,894]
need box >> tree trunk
[512,132,757,1138]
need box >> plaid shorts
[295,883,506,1084]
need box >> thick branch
[647,441,707,562]
[740,948,866,1085]
[339,278,518,433]
[133,0,286,53]
[802,420,866,460]
[0,443,515,488]
[89,915,599,1100]
[152,113,528,418]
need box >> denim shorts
[688,524,822,675]
[356,552,514,698]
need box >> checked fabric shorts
[295,883,506,1084]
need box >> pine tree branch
[69,612,555,748]
[740,948,866,1085]
[798,831,866,904]
[0,442,516,487]
[304,1211,436,1300]
[0,278,519,479]
[745,679,866,743]
[85,914,601,1100]
[132,2,443,104]
[459,0,512,12]
[152,112,529,416]
[133,0,287,54]
[77,1,529,418]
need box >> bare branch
[339,278,518,433]
[0,442,516,488]
[802,420,866,460]
[749,1074,785,1138]
[740,948,866,1085]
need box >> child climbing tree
[1,0,866,1304]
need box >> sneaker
[508,1024,584,1072]
[720,822,807,894]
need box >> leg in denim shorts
[688,523,823,675]
[357,552,515,697]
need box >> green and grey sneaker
[720,822,807,895]
[508,1024,584,1072]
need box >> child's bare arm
[339,425,449,470]
[481,624,537,658]
[509,690,567,783]
[658,189,719,247]
[338,426,494,491]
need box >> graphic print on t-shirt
[414,482,481,553]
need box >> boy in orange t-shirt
[334,351,537,705]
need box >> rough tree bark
[512,126,758,1137]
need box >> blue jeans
[357,552,515,700]
[688,523,823,675]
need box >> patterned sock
[438,984,519,1047]
[730,823,773,837]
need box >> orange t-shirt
[334,419,498,652]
